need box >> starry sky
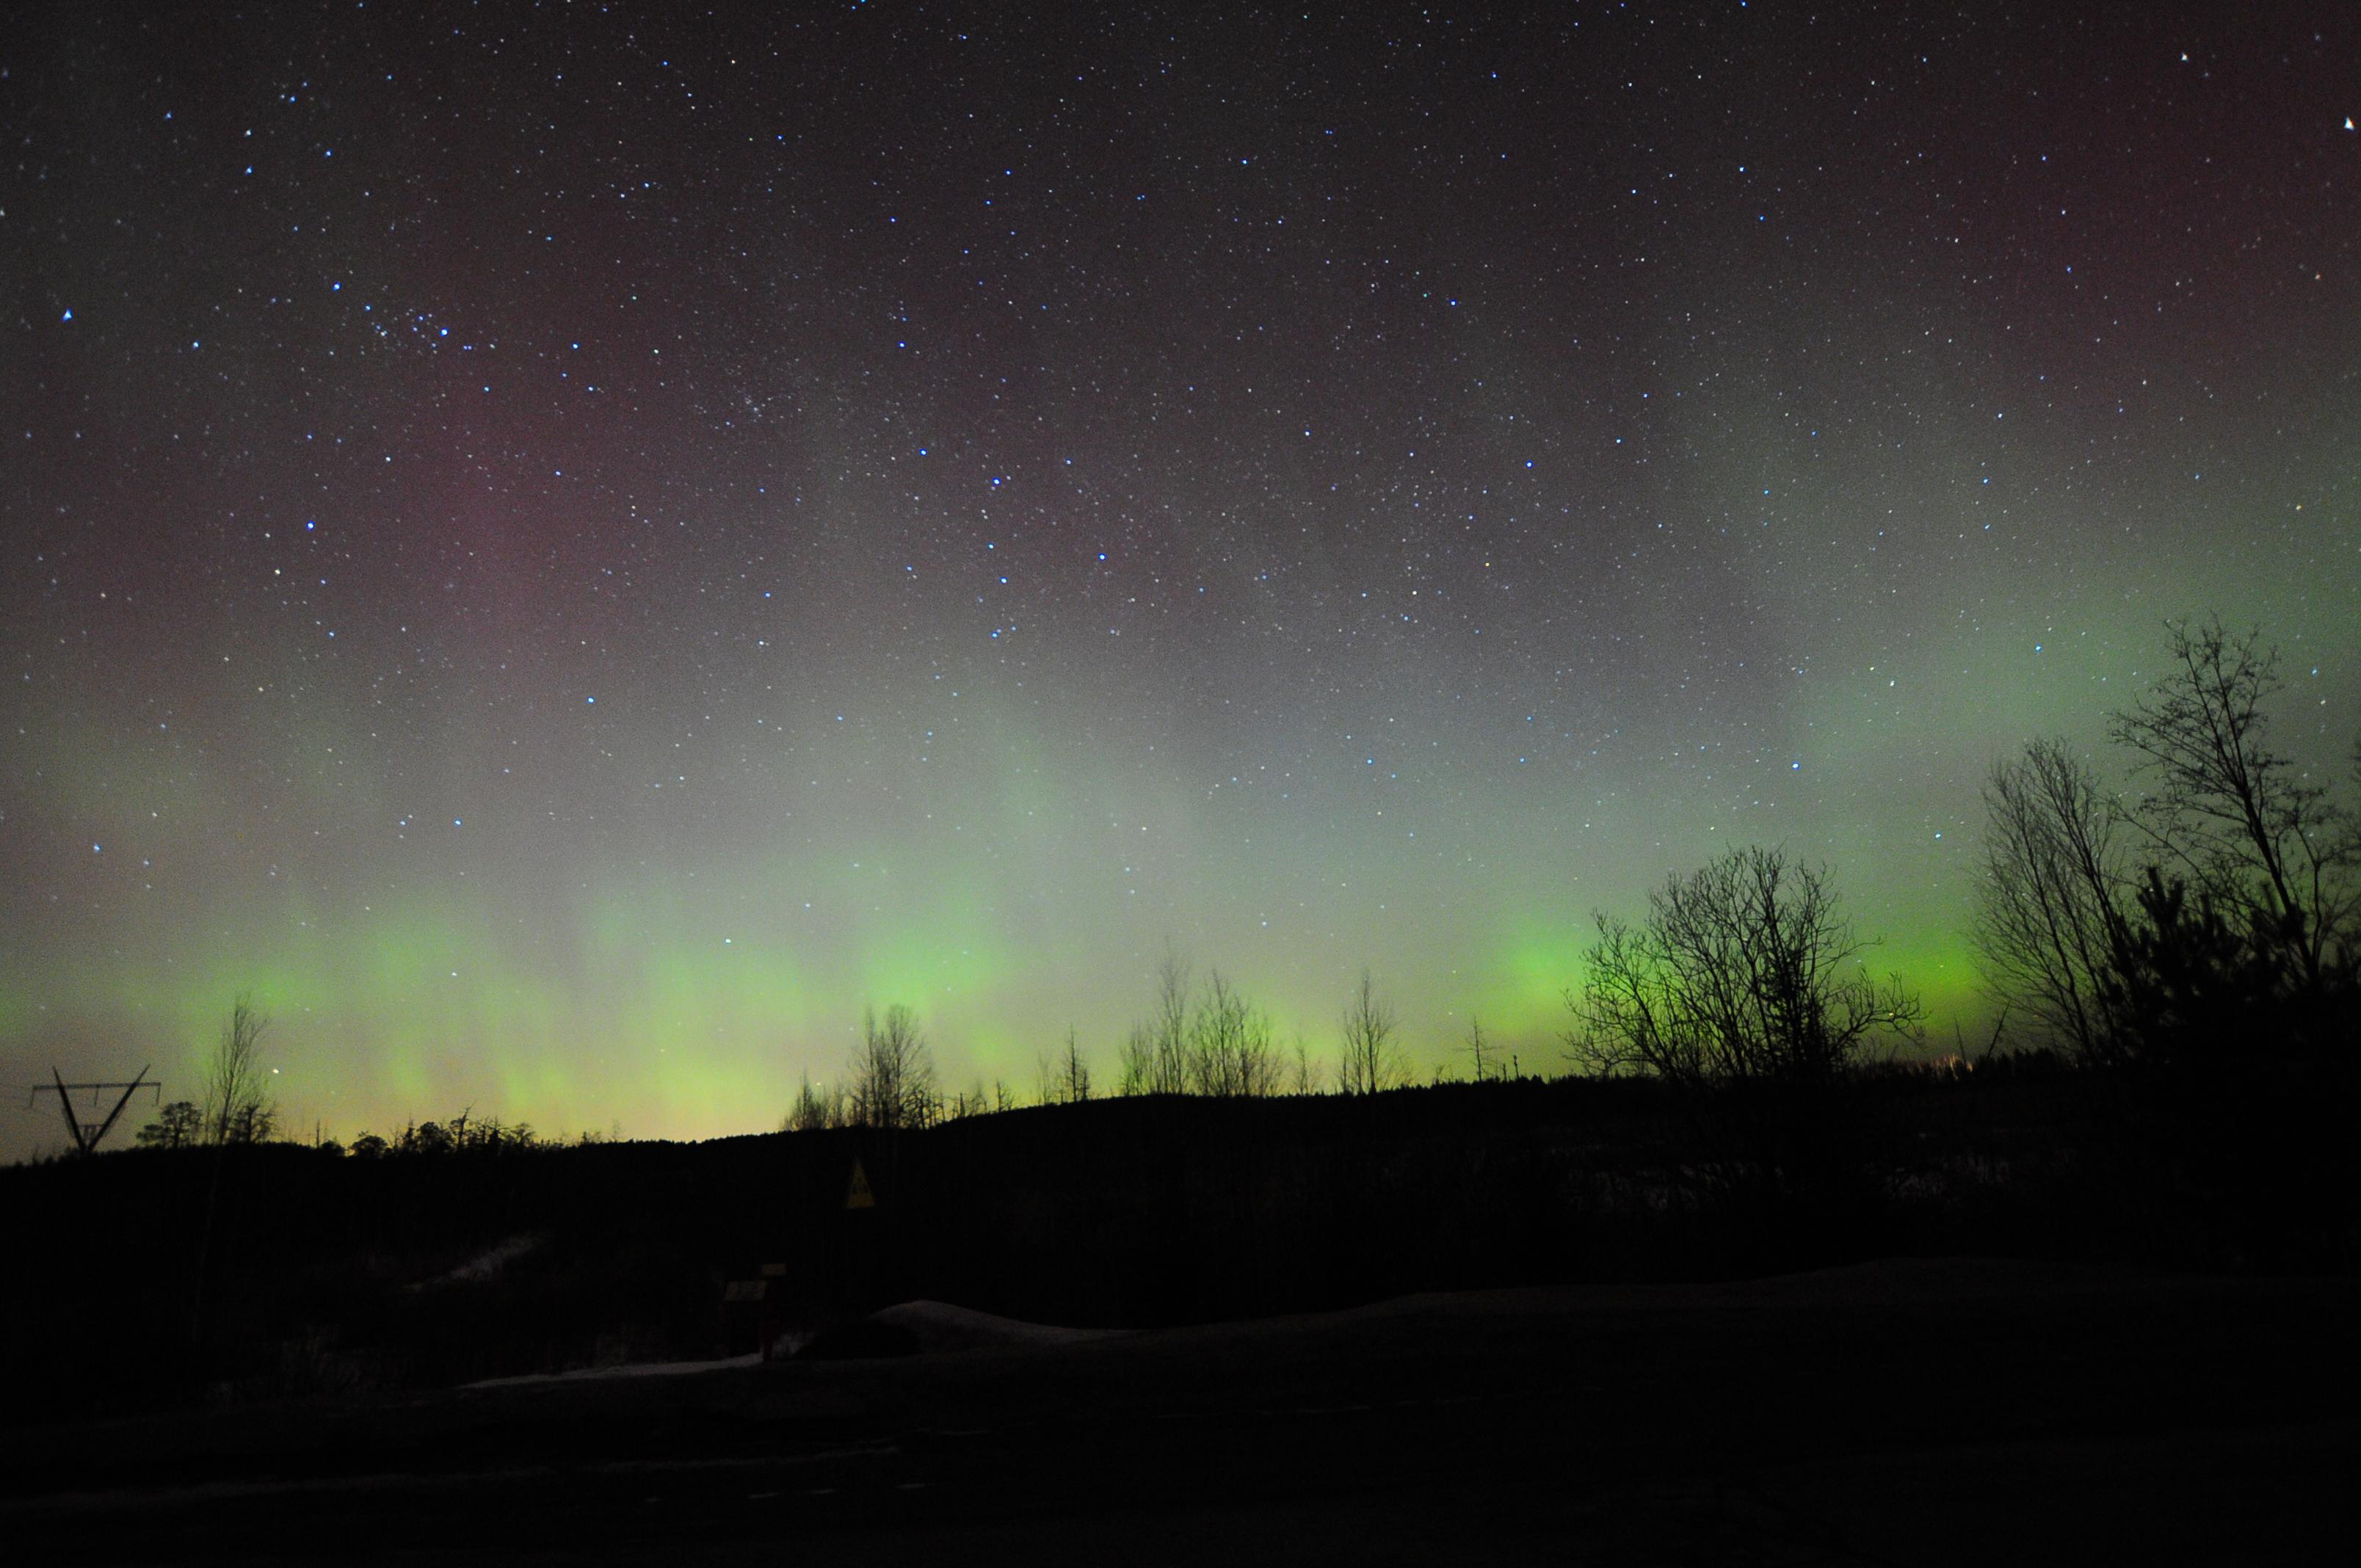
[6,2,2357,1159]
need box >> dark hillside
[0,1069,2243,1423]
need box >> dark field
[5,1077,2355,1561]
[6,1257,2355,1564]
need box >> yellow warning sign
[846,1158,876,1210]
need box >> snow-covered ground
[464,1300,1120,1387]
[465,1351,764,1388]
[868,1299,1128,1353]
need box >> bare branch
[1971,738,2135,1060]
[2108,616,2354,987]
[1337,968,1404,1095]
[1573,846,1921,1089]
[848,1004,935,1130]
[205,992,275,1145]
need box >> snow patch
[408,1233,542,1292]
[465,1352,762,1389]
[868,1299,1127,1353]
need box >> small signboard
[723,1280,766,1303]
[846,1157,876,1210]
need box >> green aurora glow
[5,4,2358,1158]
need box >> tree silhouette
[1051,1026,1093,1104]
[849,1004,935,1129]
[785,1070,841,1131]
[402,1120,454,1155]
[1572,845,1920,1090]
[1337,970,1404,1095]
[1975,619,2356,1070]
[204,993,275,1145]
[1463,1015,1497,1084]
[2110,617,2355,994]
[1149,945,1193,1095]
[1120,945,1195,1095]
[1291,1034,1320,1095]
[1188,970,1280,1097]
[1973,737,2136,1061]
[1570,844,1920,1215]
[136,1099,204,1149]
[2099,869,2296,1075]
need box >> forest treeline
[775,615,2357,1194]
[129,616,2356,1244]
[93,611,2354,1271]
[10,617,2352,1422]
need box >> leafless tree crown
[784,1070,842,1131]
[1973,738,2135,1059]
[1571,845,1921,1086]
[1188,970,1281,1097]
[1975,617,2357,1061]
[2108,617,2355,987]
[848,1004,936,1129]
[205,992,276,1145]
[1054,1026,1093,1104]
[1337,969,1404,1095]
[1120,945,1194,1096]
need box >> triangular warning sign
[846,1158,876,1210]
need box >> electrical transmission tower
[29,1067,158,1155]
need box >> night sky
[6,2,2357,1159]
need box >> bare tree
[1977,620,2360,1073]
[205,993,275,1145]
[2109,617,2356,990]
[1119,1024,1153,1096]
[1120,944,1196,1095]
[940,1079,988,1120]
[1033,1030,1095,1106]
[784,1070,841,1131]
[1148,944,1194,1095]
[1570,846,1921,1206]
[1188,970,1280,1096]
[1056,1026,1093,1104]
[1463,1015,1495,1084]
[137,1100,205,1149]
[1291,1034,1319,1096]
[1570,845,1920,1089]
[1337,970,1404,1095]
[1972,738,2136,1060]
[848,1004,935,1130]
[189,992,276,1342]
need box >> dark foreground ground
[7,1256,2354,1565]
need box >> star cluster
[4,4,2357,1156]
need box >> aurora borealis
[5,4,2357,1161]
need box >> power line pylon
[29,1067,158,1155]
